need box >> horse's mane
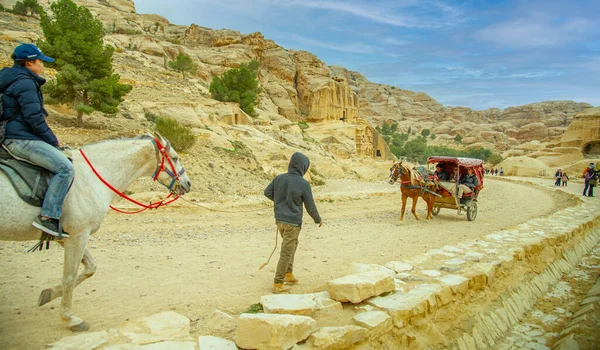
[80,134,155,149]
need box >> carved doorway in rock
[582,140,600,157]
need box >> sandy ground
[0,178,577,349]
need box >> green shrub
[168,53,197,78]
[12,0,43,16]
[144,112,159,122]
[209,60,262,117]
[380,129,491,164]
[298,121,309,130]
[154,117,196,152]
[376,122,397,136]
[430,134,436,140]
[421,129,430,137]
[245,303,263,314]
[114,28,142,35]
[488,153,503,165]
[454,134,463,143]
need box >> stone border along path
[48,178,600,350]
[492,242,600,350]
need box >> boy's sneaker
[284,272,299,284]
[32,216,70,239]
[272,283,291,294]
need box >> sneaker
[272,283,291,294]
[284,272,299,284]
[32,216,70,239]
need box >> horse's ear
[152,132,167,146]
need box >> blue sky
[136,0,600,110]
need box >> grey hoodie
[264,152,321,226]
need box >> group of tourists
[553,169,570,186]
[433,163,479,199]
[485,168,503,176]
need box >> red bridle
[80,138,183,214]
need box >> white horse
[0,133,191,331]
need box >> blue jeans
[3,139,74,219]
[583,180,594,197]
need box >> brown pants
[274,222,301,284]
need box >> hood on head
[288,152,310,176]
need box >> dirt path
[0,178,574,349]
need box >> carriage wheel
[432,206,440,216]
[467,202,478,221]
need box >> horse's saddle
[0,146,50,207]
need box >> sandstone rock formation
[0,0,597,181]
[560,107,600,157]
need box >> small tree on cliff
[12,0,43,16]
[209,60,261,117]
[38,0,131,127]
[168,53,197,78]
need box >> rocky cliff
[560,107,600,156]
[0,0,596,172]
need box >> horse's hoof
[70,321,90,332]
[38,289,53,306]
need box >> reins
[80,138,182,214]
[178,196,273,213]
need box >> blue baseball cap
[12,43,55,63]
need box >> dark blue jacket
[264,152,322,226]
[0,65,58,146]
[460,173,479,189]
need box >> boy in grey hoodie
[264,152,322,293]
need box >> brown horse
[388,161,437,222]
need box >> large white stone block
[327,270,395,303]
[50,331,108,350]
[352,311,392,337]
[119,311,190,345]
[235,313,317,350]
[308,326,367,350]
[261,292,342,317]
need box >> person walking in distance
[583,165,597,197]
[264,152,323,293]
[554,169,562,186]
[561,172,569,186]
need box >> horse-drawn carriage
[426,156,484,221]
[388,156,484,222]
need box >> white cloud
[287,34,381,54]
[380,37,409,46]
[283,0,462,28]
[477,13,591,49]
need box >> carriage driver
[0,43,74,239]
[458,168,479,198]
[434,163,449,181]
